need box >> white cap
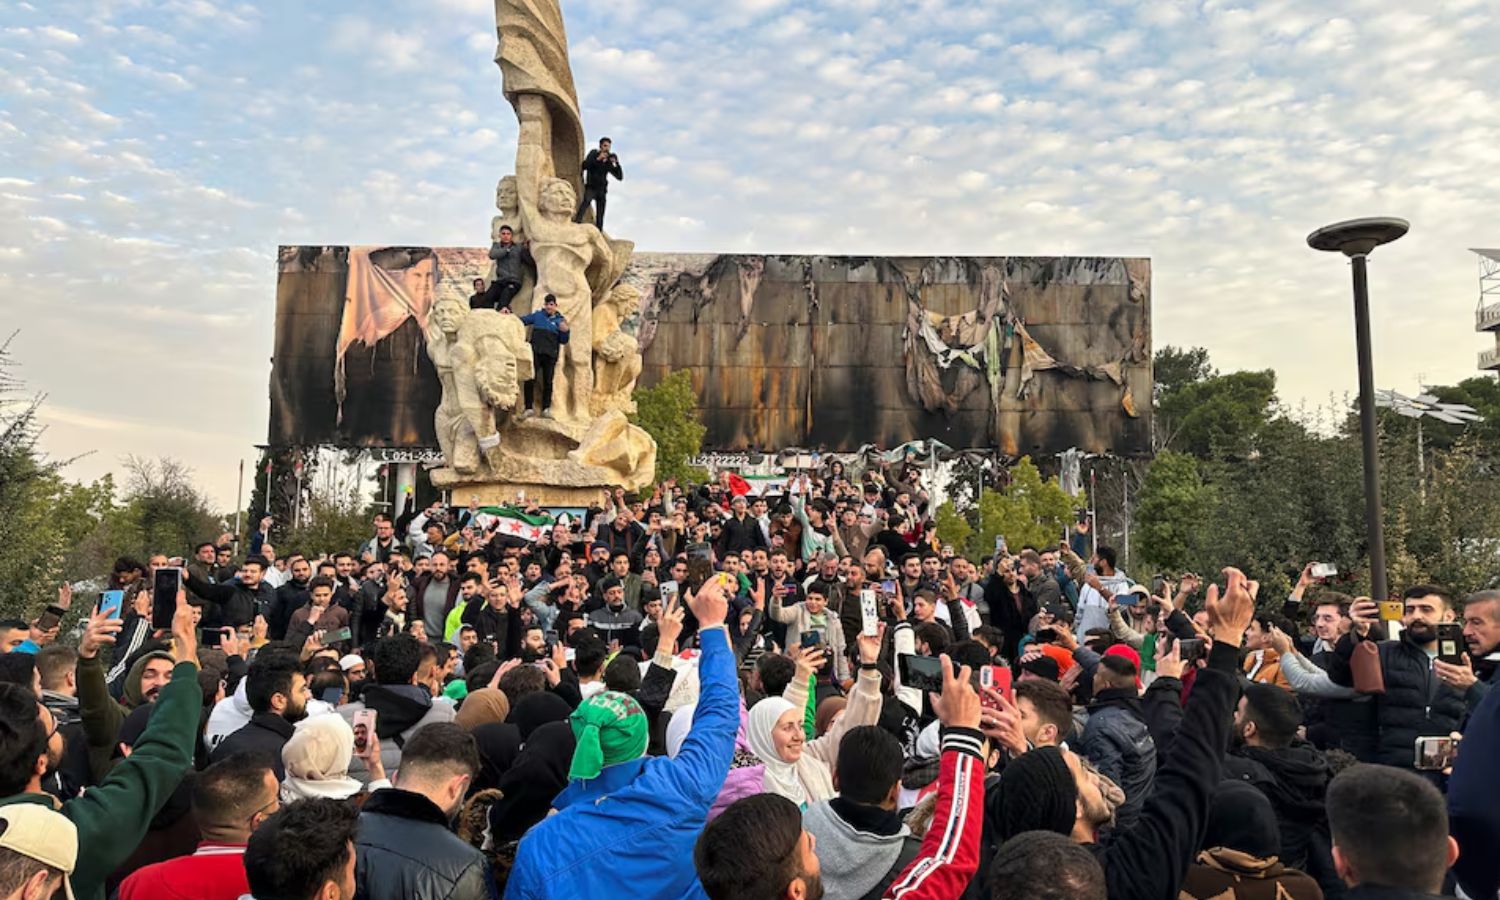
[339,654,364,671]
[0,804,77,899]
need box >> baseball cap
[0,805,78,899]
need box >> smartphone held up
[152,567,182,629]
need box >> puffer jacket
[1305,648,1379,761]
[1329,633,1468,769]
[1224,743,1341,899]
[1080,688,1156,830]
[354,788,496,900]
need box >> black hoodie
[1082,687,1157,830]
[1225,743,1342,899]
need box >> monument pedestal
[429,410,656,502]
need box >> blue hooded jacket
[503,626,738,899]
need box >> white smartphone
[860,589,879,637]
[1311,562,1338,580]
[660,580,679,605]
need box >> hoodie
[803,798,917,900]
[123,651,176,709]
[1225,743,1340,898]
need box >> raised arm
[641,578,736,807]
[804,627,885,766]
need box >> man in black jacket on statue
[574,137,623,231]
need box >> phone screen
[352,710,377,753]
[325,627,353,643]
[898,653,945,693]
[800,630,823,648]
[1436,624,1466,666]
[1414,735,1459,770]
[152,568,181,629]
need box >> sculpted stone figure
[448,309,534,475]
[517,176,612,423]
[590,282,643,415]
[425,295,469,470]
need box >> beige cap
[0,804,77,899]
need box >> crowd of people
[0,458,1496,900]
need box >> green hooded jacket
[0,656,199,900]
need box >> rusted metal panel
[267,248,1151,457]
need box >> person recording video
[575,137,623,232]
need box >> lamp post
[1307,217,1409,602]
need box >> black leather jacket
[355,788,496,900]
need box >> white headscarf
[281,714,366,802]
[747,697,806,807]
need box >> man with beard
[354,723,493,899]
[0,592,202,900]
[1327,585,1471,771]
[267,556,313,641]
[589,577,644,649]
[209,648,309,779]
[1265,605,1379,762]
[410,550,462,644]
[1223,683,1339,897]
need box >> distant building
[1476,249,1500,372]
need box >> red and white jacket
[884,728,985,900]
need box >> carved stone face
[609,283,641,311]
[474,347,518,409]
[496,176,518,213]
[433,297,466,337]
[540,178,576,217]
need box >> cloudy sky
[3,0,1498,507]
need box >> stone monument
[426,0,656,504]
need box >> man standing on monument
[574,137,622,232]
[521,294,570,419]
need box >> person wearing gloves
[744,626,885,808]
[504,576,738,899]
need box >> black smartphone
[800,630,822,648]
[152,568,181,629]
[1436,623,1466,666]
[898,653,945,694]
[34,607,63,633]
[1036,627,1058,644]
[1176,637,1207,665]
[686,543,714,593]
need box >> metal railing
[1481,347,1500,370]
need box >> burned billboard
[268,248,1151,457]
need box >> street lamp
[1307,217,1409,602]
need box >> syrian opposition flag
[472,506,555,542]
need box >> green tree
[1153,346,1216,406]
[1159,370,1277,459]
[1133,451,1213,576]
[935,458,1077,558]
[630,371,708,486]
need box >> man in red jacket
[118,753,279,900]
[696,652,984,900]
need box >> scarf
[280,715,366,802]
[568,691,648,781]
[747,696,807,808]
[455,688,510,731]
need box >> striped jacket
[882,728,985,900]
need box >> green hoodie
[0,657,199,900]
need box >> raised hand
[171,589,198,668]
[855,622,885,665]
[790,644,826,681]
[687,573,730,629]
[1205,568,1254,648]
[656,593,685,654]
[978,687,1026,756]
[930,654,980,729]
[1155,634,1187,680]
[1349,598,1378,637]
[79,604,124,660]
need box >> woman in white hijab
[745,633,885,808]
[281,713,391,803]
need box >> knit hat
[590,542,611,556]
[1102,644,1143,688]
[994,746,1078,841]
[455,688,511,731]
[1203,779,1280,858]
[568,691,648,781]
[1020,655,1061,681]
